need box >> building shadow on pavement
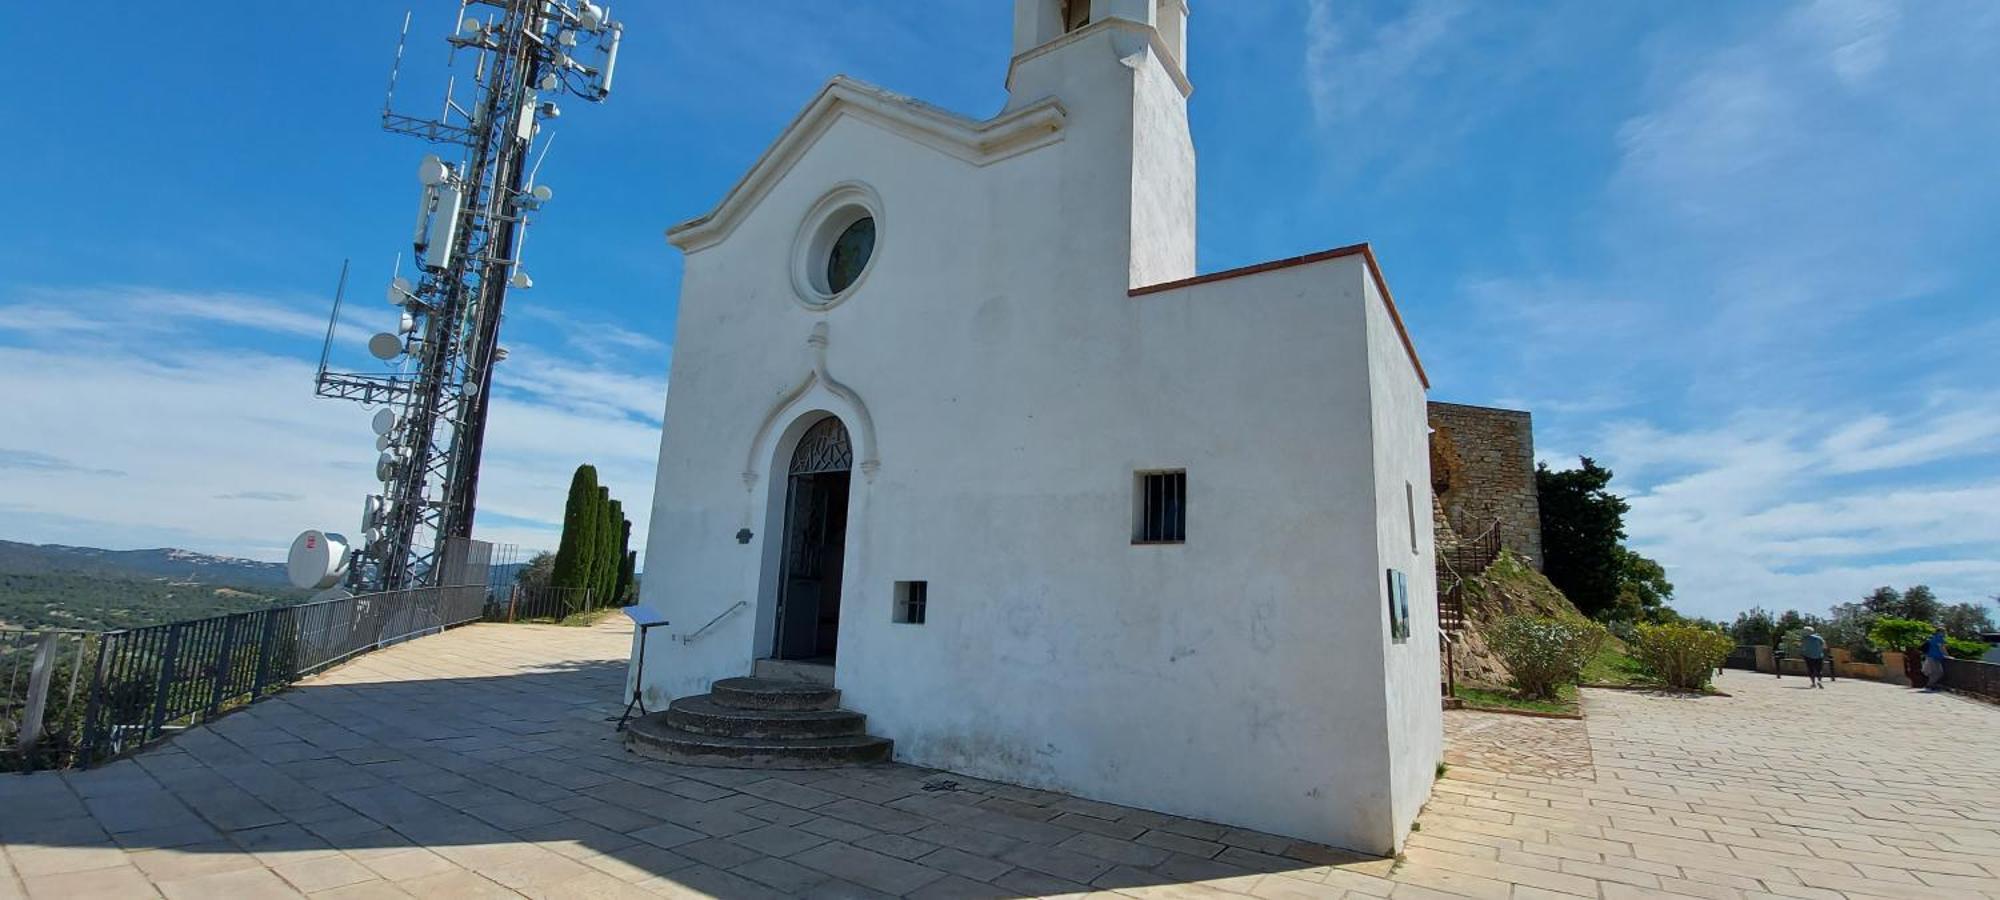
[1,651,1386,898]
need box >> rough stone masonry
[1428,401,1542,570]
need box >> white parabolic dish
[287,530,351,590]
[371,408,397,435]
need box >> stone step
[665,694,867,740]
[625,713,892,769]
[752,658,836,686]
[711,676,841,712]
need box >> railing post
[148,624,184,742]
[17,634,60,757]
[207,613,241,718]
[78,632,114,768]
[251,610,281,699]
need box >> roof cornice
[666,77,1068,253]
[1130,242,1430,389]
[1004,18,1192,100]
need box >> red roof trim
[1126,242,1430,388]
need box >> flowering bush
[1491,615,1608,700]
[1633,622,1734,691]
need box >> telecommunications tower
[293,1,624,593]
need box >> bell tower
[1006,0,1196,289]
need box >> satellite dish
[460,18,482,36]
[371,408,397,435]
[287,530,351,590]
[510,270,533,289]
[558,29,578,47]
[580,2,603,30]
[463,380,482,398]
[376,452,398,482]
[539,72,560,91]
[492,345,510,362]
[388,276,414,305]
[418,154,450,187]
[369,332,403,361]
[375,434,391,451]
[531,184,554,203]
[399,310,416,334]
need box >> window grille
[1134,470,1186,544]
[895,581,927,624]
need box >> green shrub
[1945,637,1988,660]
[1633,622,1734,691]
[1867,617,1932,655]
[1491,615,1608,700]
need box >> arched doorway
[774,417,851,661]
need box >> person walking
[1801,626,1828,689]
[1921,625,1948,692]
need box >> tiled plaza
[4,619,1996,898]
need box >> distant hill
[0,540,290,587]
[0,572,309,632]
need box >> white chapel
[627,0,1440,855]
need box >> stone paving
[3,620,1999,899]
[1442,709,1592,780]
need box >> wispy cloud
[0,283,666,560]
[0,448,125,477]
[0,285,333,340]
[214,491,305,502]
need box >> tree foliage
[550,465,601,596]
[1867,618,1933,655]
[1939,601,1995,637]
[1611,546,1675,623]
[1536,458,1630,620]
[1729,607,1777,648]
[514,552,555,594]
[548,464,639,611]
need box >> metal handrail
[679,600,748,644]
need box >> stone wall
[1428,401,1542,570]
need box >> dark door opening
[775,417,852,661]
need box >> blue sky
[1,1,1994,620]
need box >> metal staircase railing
[1436,520,1504,704]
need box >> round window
[825,216,875,295]
[790,183,883,310]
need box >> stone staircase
[624,676,893,768]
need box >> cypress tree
[591,487,614,607]
[612,518,634,604]
[550,465,599,602]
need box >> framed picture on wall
[1386,568,1410,643]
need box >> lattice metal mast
[312,1,623,592]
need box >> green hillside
[0,572,309,632]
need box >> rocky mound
[1449,550,1585,685]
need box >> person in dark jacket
[1922,626,1948,692]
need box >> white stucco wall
[631,13,1434,856]
[1362,267,1443,852]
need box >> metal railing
[489,585,619,622]
[1941,657,2000,701]
[27,583,489,769]
[2,629,100,769]
[1436,521,1503,703]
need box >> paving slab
[11,620,1997,898]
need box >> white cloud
[0,285,666,566]
[1440,2,2000,619]
[1596,398,2000,619]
